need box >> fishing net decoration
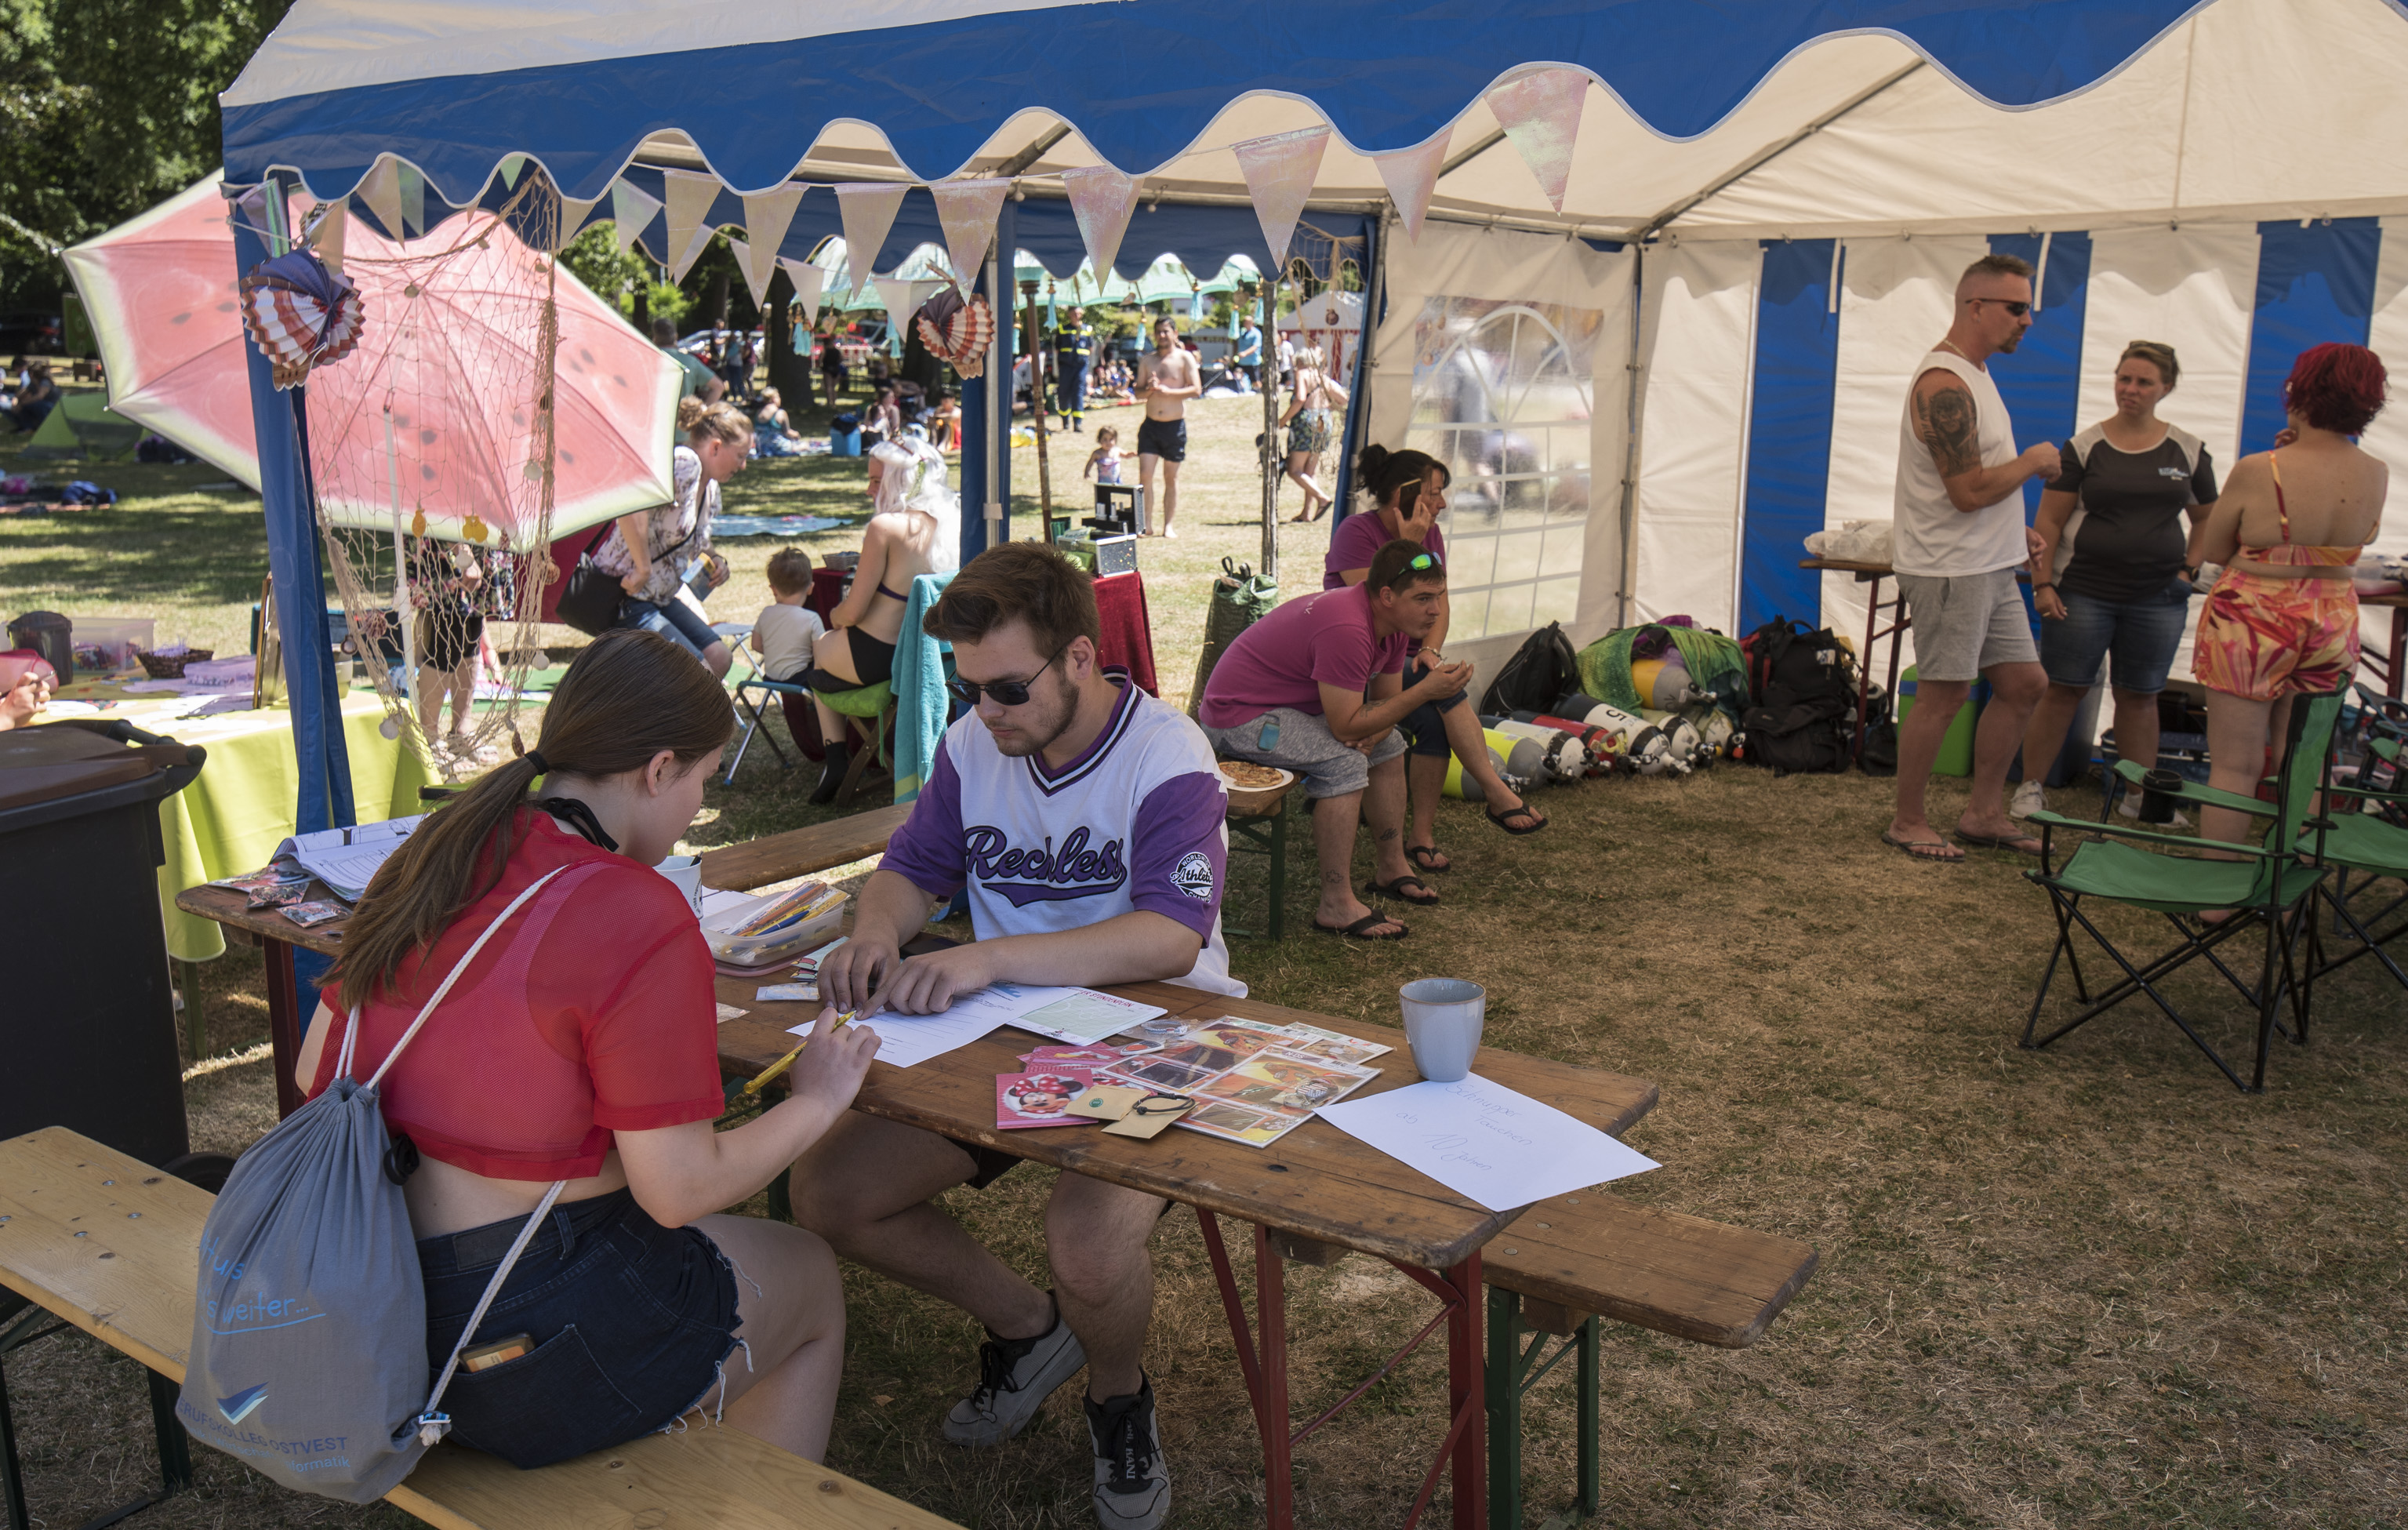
[303,175,567,778]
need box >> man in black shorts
[1133,317,1199,538]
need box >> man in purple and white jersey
[794,543,1232,1530]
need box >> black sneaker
[942,1299,1086,1447]
[1085,1378,1170,1529]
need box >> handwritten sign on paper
[1314,1072,1658,1211]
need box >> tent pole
[1615,247,1645,631]
[1261,276,1279,580]
[1334,208,1386,526]
[383,409,419,736]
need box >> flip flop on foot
[1405,843,1451,874]
[1955,826,2045,856]
[1486,801,1547,835]
[1365,874,1440,907]
[1881,830,1963,863]
[1316,910,1409,941]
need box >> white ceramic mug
[1398,978,1486,1082]
[652,854,703,918]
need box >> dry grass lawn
[2,395,2403,1529]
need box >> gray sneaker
[942,1299,1086,1448]
[1085,1378,1170,1530]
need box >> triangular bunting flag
[1486,67,1589,213]
[307,203,347,274]
[499,154,527,191]
[873,277,922,333]
[395,162,427,237]
[1061,165,1139,284]
[834,184,909,294]
[663,169,723,280]
[727,237,772,308]
[610,180,663,257]
[1232,126,1331,275]
[739,182,808,302]
[779,259,827,325]
[357,158,405,242]
[1371,134,1449,243]
[931,178,1011,290]
[553,194,601,251]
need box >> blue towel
[893,572,956,803]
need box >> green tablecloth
[147,693,434,961]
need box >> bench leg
[1576,1317,1599,1519]
[1486,1288,1524,1530]
[0,1300,190,1530]
[1268,794,1288,943]
[1,1313,29,1530]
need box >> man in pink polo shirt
[1197,540,1472,939]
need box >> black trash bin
[0,718,209,1175]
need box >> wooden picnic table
[173,805,910,1115]
[714,970,1658,1530]
[2359,590,2408,697]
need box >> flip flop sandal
[1485,803,1547,835]
[1316,911,1410,941]
[1365,875,1440,907]
[1880,830,1963,863]
[1405,844,1451,874]
[1954,828,2044,856]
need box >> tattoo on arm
[1916,380,1981,479]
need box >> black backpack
[1479,622,1582,718]
[1738,617,1857,776]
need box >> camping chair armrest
[2025,810,2280,859]
[2327,780,2408,804]
[2110,759,2273,817]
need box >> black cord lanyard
[538,797,619,853]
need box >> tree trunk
[764,268,813,407]
[705,270,730,333]
[631,283,650,336]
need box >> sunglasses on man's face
[1968,298,2032,318]
[948,642,1071,707]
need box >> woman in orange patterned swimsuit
[2188,343,2390,857]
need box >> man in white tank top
[1883,253,2063,863]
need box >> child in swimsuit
[2192,452,2363,701]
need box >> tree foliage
[0,0,294,316]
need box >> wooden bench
[695,802,913,893]
[0,1127,961,1530]
[1480,1191,1819,1529]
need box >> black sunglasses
[949,642,1070,707]
[1967,297,2032,318]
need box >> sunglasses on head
[1967,297,2032,318]
[948,641,1071,707]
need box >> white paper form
[783,1007,997,1070]
[273,815,426,901]
[1315,1072,1659,1212]
[779,982,1168,1070]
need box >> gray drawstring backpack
[179,867,578,1502]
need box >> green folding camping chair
[2308,736,2408,990]
[2020,690,2344,1093]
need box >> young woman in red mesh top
[294,629,880,1468]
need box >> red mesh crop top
[306,812,725,1179]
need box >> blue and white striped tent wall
[1629,216,2408,680]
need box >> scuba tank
[1523,712,1619,776]
[1637,708,1707,770]
[1629,657,1707,710]
[1441,730,1542,801]
[1684,703,1737,760]
[1486,718,1589,782]
[1580,701,1687,777]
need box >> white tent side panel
[2076,225,2261,472]
[1630,242,1761,632]
[2358,217,2408,662]
[1821,234,1991,678]
[1365,220,1633,689]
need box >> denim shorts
[617,596,722,660]
[418,1187,741,1469]
[2039,580,2193,695]
[1395,660,1469,758]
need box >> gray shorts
[1895,568,2038,682]
[1200,707,1405,798]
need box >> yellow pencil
[742,1009,863,1096]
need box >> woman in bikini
[1279,344,1349,522]
[2188,342,2388,857]
[805,437,956,801]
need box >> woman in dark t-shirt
[2016,341,2217,823]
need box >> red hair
[2283,342,2388,436]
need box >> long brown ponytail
[334,629,734,1010]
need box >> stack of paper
[271,815,425,903]
[1316,1072,1660,1210]
[779,982,1170,1072]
